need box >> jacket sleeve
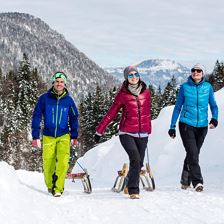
[32,95,44,139]
[170,85,184,129]
[209,85,218,120]
[96,90,123,135]
[69,98,79,139]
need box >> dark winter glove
[168,129,176,138]
[94,134,101,143]
[209,118,218,128]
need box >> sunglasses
[128,73,140,78]
[191,69,202,73]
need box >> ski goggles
[52,72,67,84]
[128,73,140,78]
[191,69,202,73]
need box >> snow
[1,89,224,223]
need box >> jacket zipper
[55,98,59,137]
[52,108,54,124]
[59,108,63,124]
[136,96,141,136]
[196,86,199,127]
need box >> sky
[1,87,224,223]
[1,0,224,70]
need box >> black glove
[168,129,176,138]
[209,118,218,127]
[94,134,101,143]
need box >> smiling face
[127,71,140,85]
[53,78,65,94]
[191,68,203,83]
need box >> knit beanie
[51,72,67,84]
[191,63,206,74]
[123,66,139,80]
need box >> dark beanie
[123,66,139,80]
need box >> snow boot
[194,183,203,192]
[181,184,190,190]
[130,194,140,199]
[53,192,62,197]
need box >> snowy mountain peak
[105,59,190,90]
[137,59,183,71]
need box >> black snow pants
[179,122,208,187]
[119,134,148,194]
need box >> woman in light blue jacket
[168,64,218,192]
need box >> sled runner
[112,163,155,193]
[66,146,92,194]
[112,163,129,193]
[139,163,155,191]
[66,170,92,194]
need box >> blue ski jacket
[32,88,78,139]
[170,76,218,129]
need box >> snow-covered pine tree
[0,71,18,164]
[208,60,224,91]
[0,54,46,170]
[148,84,161,119]
[79,92,95,154]
[104,86,120,139]
[16,53,34,130]
[161,75,177,108]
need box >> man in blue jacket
[32,72,78,197]
[168,64,218,192]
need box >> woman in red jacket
[95,65,151,199]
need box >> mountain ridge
[0,12,117,101]
[105,59,190,90]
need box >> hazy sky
[1,0,224,70]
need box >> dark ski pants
[179,122,208,187]
[119,134,148,194]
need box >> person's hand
[168,129,176,138]
[32,139,41,148]
[209,118,218,129]
[94,134,101,143]
[71,139,78,146]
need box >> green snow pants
[42,134,70,193]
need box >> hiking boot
[130,194,140,199]
[181,184,190,190]
[48,188,52,194]
[194,183,203,192]
[53,192,62,197]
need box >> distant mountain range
[0,12,117,101]
[105,59,190,91]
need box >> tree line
[0,55,223,171]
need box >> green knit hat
[51,72,67,84]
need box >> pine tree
[79,92,95,154]
[104,86,120,138]
[161,76,177,108]
[0,54,46,170]
[16,53,34,130]
[208,60,224,91]
[148,84,161,119]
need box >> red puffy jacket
[96,82,151,135]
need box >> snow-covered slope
[105,59,190,90]
[1,89,224,223]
